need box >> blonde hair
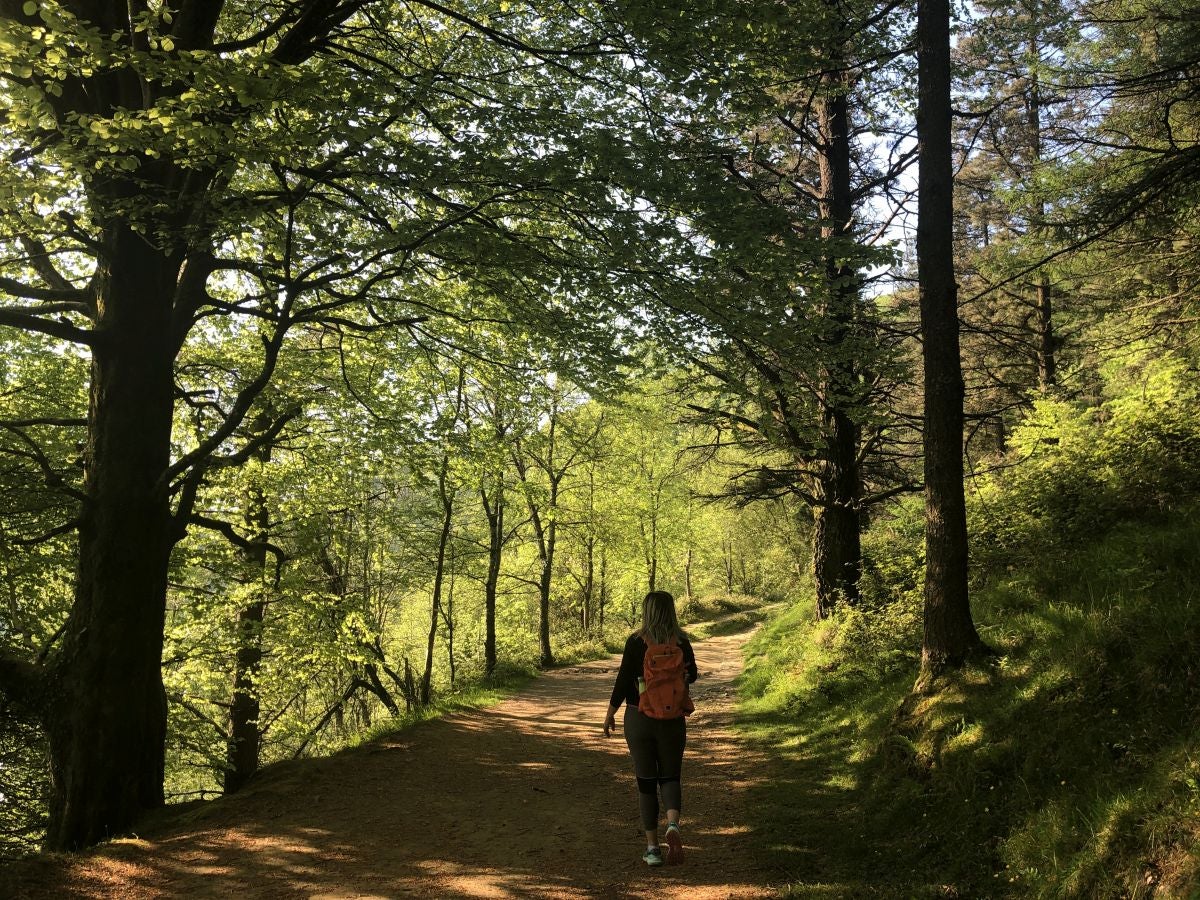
[640,590,684,645]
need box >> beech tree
[0,0,654,849]
[0,0,401,849]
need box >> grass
[354,593,772,750]
[345,664,538,750]
[687,606,774,641]
[738,513,1200,898]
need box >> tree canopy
[1,1,1198,882]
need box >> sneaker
[643,846,664,867]
[665,824,684,865]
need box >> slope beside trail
[7,626,783,899]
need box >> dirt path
[7,628,782,899]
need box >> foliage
[969,348,1200,572]
[738,367,1200,897]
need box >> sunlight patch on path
[7,625,780,900]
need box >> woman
[603,590,698,867]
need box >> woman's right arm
[604,635,636,735]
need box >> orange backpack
[638,638,695,720]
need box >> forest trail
[7,626,782,899]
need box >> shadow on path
[5,629,781,899]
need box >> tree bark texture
[684,547,693,601]
[224,600,265,794]
[581,536,595,631]
[812,502,862,617]
[443,563,456,687]
[644,519,658,594]
[1026,49,1057,390]
[44,225,181,849]
[537,517,556,669]
[1036,276,1055,389]
[917,0,985,672]
[598,546,607,630]
[422,456,455,705]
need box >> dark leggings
[623,705,687,831]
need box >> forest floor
[4,625,784,899]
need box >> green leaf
[22,1,37,15]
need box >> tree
[916,0,987,675]
[0,0,655,848]
[613,0,915,617]
[511,377,603,667]
[222,407,281,794]
[420,368,465,705]
[949,0,1090,461]
[469,378,517,677]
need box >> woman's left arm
[682,637,698,684]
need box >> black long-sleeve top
[609,632,698,710]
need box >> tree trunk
[443,561,456,687]
[1036,276,1055,389]
[810,74,865,617]
[582,536,595,632]
[538,517,556,668]
[684,547,693,601]
[917,0,985,675]
[422,456,455,705]
[640,516,658,594]
[1026,48,1056,391]
[481,485,503,677]
[224,601,264,794]
[362,662,400,717]
[224,417,273,795]
[813,502,862,618]
[598,546,607,630]
[43,225,180,850]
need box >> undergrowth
[742,514,1200,898]
[345,664,538,751]
[740,362,1200,898]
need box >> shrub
[970,353,1200,576]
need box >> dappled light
[1,0,1199,896]
[4,630,779,898]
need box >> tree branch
[0,276,89,305]
[18,235,78,295]
[168,692,230,739]
[187,514,289,562]
[0,421,87,500]
[293,677,365,758]
[0,308,95,345]
[0,649,44,714]
[6,518,81,546]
